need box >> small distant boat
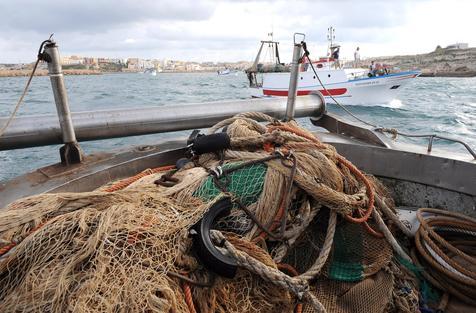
[217,68,238,76]
[143,68,157,76]
[218,68,231,75]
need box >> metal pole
[44,40,84,164]
[251,41,265,72]
[285,35,304,121]
[0,95,325,150]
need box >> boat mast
[250,41,265,72]
[327,26,335,55]
[327,26,335,67]
[267,31,275,64]
[247,35,281,87]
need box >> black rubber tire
[192,197,238,278]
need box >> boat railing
[373,128,476,159]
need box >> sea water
[0,72,475,182]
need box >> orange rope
[182,282,197,313]
[277,263,303,313]
[267,124,383,237]
[277,263,299,275]
[338,157,374,223]
[263,142,274,152]
[0,222,45,257]
[362,219,384,238]
[104,165,175,192]
[0,242,16,256]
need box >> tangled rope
[266,122,383,238]
[298,211,337,281]
[210,230,327,313]
[412,208,476,305]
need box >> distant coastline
[2,45,475,78]
[0,69,242,77]
[0,69,102,77]
[368,46,476,77]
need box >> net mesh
[283,210,393,281]
[194,162,267,235]
[305,269,394,313]
[0,188,204,312]
[0,115,435,313]
[193,162,267,207]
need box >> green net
[397,256,441,305]
[283,209,392,285]
[328,222,364,282]
[194,162,267,206]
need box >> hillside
[367,47,476,77]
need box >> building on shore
[61,55,84,66]
[83,57,98,66]
[139,59,154,70]
[98,58,122,65]
[446,43,469,50]
[126,58,140,70]
[185,63,202,71]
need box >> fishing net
[0,189,204,312]
[306,269,394,313]
[194,162,267,206]
[283,209,393,280]
[0,112,453,313]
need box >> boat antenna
[327,26,335,54]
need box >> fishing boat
[0,36,475,313]
[248,30,421,105]
[250,64,421,105]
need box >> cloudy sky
[0,0,475,63]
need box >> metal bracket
[60,142,84,165]
[312,112,392,148]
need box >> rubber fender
[191,133,231,155]
[192,197,238,278]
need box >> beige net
[0,188,205,312]
[0,113,432,313]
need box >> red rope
[182,282,197,313]
[277,263,303,313]
[104,165,175,192]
